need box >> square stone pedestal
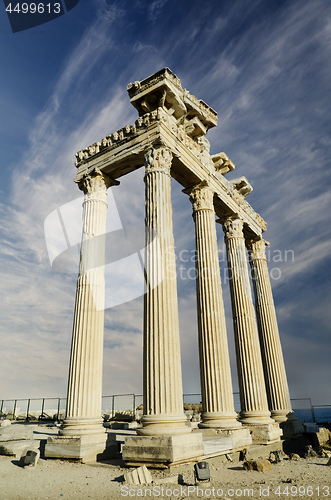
[122,432,204,467]
[44,432,117,463]
[280,418,304,439]
[245,422,282,444]
[198,427,252,457]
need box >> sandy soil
[0,425,330,500]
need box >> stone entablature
[74,107,266,234]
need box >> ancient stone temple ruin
[45,68,303,464]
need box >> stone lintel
[122,433,204,466]
[44,432,117,463]
[75,120,265,237]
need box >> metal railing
[1,394,330,424]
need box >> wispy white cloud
[1,0,330,405]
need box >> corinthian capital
[246,237,269,261]
[222,217,244,240]
[75,167,119,195]
[144,146,172,176]
[187,181,214,213]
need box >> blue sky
[0,0,330,411]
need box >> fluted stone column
[60,168,117,437]
[221,217,274,426]
[138,146,188,436]
[188,182,241,429]
[247,238,299,428]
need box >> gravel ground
[0,424,330,500]
[0,452,330,500]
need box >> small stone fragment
[304,445,318,458]
[19,449,40,467]
[289,453,300,460]
[269,449,283,463]
[243,460,272,472]
[124,465,153,485]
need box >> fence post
[13,400,17,420]
[133,394,136,419]
[56,398,61,421]
[26,399,31,421]
[112,395,115,419]
[0,400,3,415]
[310,400,316,423]
[41,398,45,419]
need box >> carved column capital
[144,146,172,177]
[75,168,119,202]
[222,217,244,240]
[246,237,269,261]
[187,181,214,213]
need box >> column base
[239,410,274,425]
[244,422,283,444]
[122,433,204,467]
[44,432,117,463]
[137,414,191,436]
[199,411,242,430]
[59,417,104,436]
[271,409,291,423]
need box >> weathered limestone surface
[221,219,274,423]
[45,433,117,462]
[61,168,117,437]
[46,168,119,461]
[187,181,241,430]
[139,146,188,436]
[247,237,292,422]
[247,237,303,437]
[123,433,204,466]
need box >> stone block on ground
[289,453,300,460]
[243,460,272,472]
[315,427,331,446]
[124,465,152,485]
[19,449,40,467]
[0,425,34,442]
[0,420,11,428]
[0,440,39,458]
